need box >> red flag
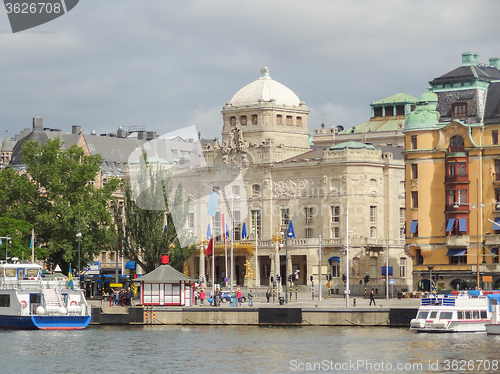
[206,237,213,257]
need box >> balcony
[445,235,469,247]
[485,235,500,246]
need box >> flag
[206,224,211,239]
[225,223,229,239]
[67,265,74,290]
[30,228,34,249]
[206,237,213,257]
[287,220,296,238]
[207,191,219,217]
[242,222,247,239]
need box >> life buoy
[70,301,77,306]
[21,301,27,309]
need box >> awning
[491,248,498,255]
[446,219,455,232]
[409,220,418,233]
[492,218,500,231]
[328,256,340,264]
[446,248,467,256]
[458,218,467,232]
[125,261,136,269]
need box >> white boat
[485,300,500,335]
[410,291,500,333]
[0,262,92,330]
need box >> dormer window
[452,103,467,120]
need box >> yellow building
[405,53,500,291]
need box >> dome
[404,91,440,131]
[230,67,301,107]
[329,141,376,150]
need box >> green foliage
[118,156,195,274]
[0,138,119,272]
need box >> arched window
[450,135,465,152]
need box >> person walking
[236,289,242,306]
[209,288,214,306]
[369,289,376,306]
[200,289,205,306]
[266,289,271,303]
[248,289,254,307]
[194,289,199,305]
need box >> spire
[2,131,12,152]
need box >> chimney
[33,117,43,131]
[117,126,126,138]
[72,125,81,135]
[462,52,479,66]
[490,57,500,70]
[146,131,157,141]
[138,131,146,140]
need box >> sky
[1,0,500,143]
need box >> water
[0,325,499,373]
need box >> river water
[1,325,499,373]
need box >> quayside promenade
[89,291,421,327]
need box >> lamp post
[272,227,283,297]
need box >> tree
[0,138,119,272]
[118,155,195,274]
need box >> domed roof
[230,67,301,107]
[404,91,440,131]
[329,141,376,150]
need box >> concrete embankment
[91,306,418,327]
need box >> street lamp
[452,199,500,290]
[272,227,283,298]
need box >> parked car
[219,291,246,303]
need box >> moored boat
[485,299,500,335]
[410,290,500,333]
[0,261,91,330]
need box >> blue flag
[287,220,296,238]
[207,191,219,217]
[226,223,229,239]
[242,222,247,239]
[206,224,211,239]
[67,265,74,290]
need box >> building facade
[404,52,500,291]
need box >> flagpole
[31,228,35,264]
[223,214,227,288]
[211,216,215,291]
[255,212,258,289]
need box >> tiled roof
[430,65,500,85]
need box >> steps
[42,288,62,308]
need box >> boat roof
[0,263,42,269]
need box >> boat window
[29,294,42,304]
[481,311,487,319]
[0,294,10,307]
[5,269,15,277]
[439,312,453,319]
[429,311,438,319]
[473,311,480,319]
[26,269,38,277]
[465,311,472,319]
[0,270,3,277]
[417,311,428,319]
[457,311,464,319]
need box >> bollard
[353,299,356,307]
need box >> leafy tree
[0,216,39,261]
[0,138,119,272]
[118,156,195,274]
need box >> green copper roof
[371,93,417,105]
[338,118,404,134]
[329,141,376,150]
[404,92,440,131]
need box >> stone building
[181,67,412,296]
[404,52,500,291]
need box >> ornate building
[404,52,500,291]
[182,67,412,296]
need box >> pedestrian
[194,289,198,305]
[200,289,205,306]
[209,288,214,306]
[236,289,242,306]
[266,289,271,303]
[370,289,376,306]
[248,289,254,307]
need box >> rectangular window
[281,208,290,226]
[251,210,261,238]
[296,117,302,127]
[276,114,283,125]
[411,135,417,150]
[399,208,405,223]
[370,226,376,238]
[252,114,258,125]
[102,251,107,262]
[458,162,466,175]
[416,249,424,265]
[252,184,260,196]
[452,103,467,119]
[232,185,240,196]
[233,211,241,240]
[286,116,292,126]
[305,228,313,238]
[400,258,406,278]
[370,257,377,278]
[494,130,499,145]
[188,212,195,230]
[411,164,418,179]
[448,161,456,176]
[110,252,115,261]
[447,190,456,205]
[458,189,467,204]
[411,191,418,208]
[370,206,377,223]
[332,227,339,238]
[450,255,467,264]
[0,295,10,307]
[331,206,340,223]
[305,207,313,224]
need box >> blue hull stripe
[0,315,91,330]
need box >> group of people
[193,286,254,307]
[105,288,133,306]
